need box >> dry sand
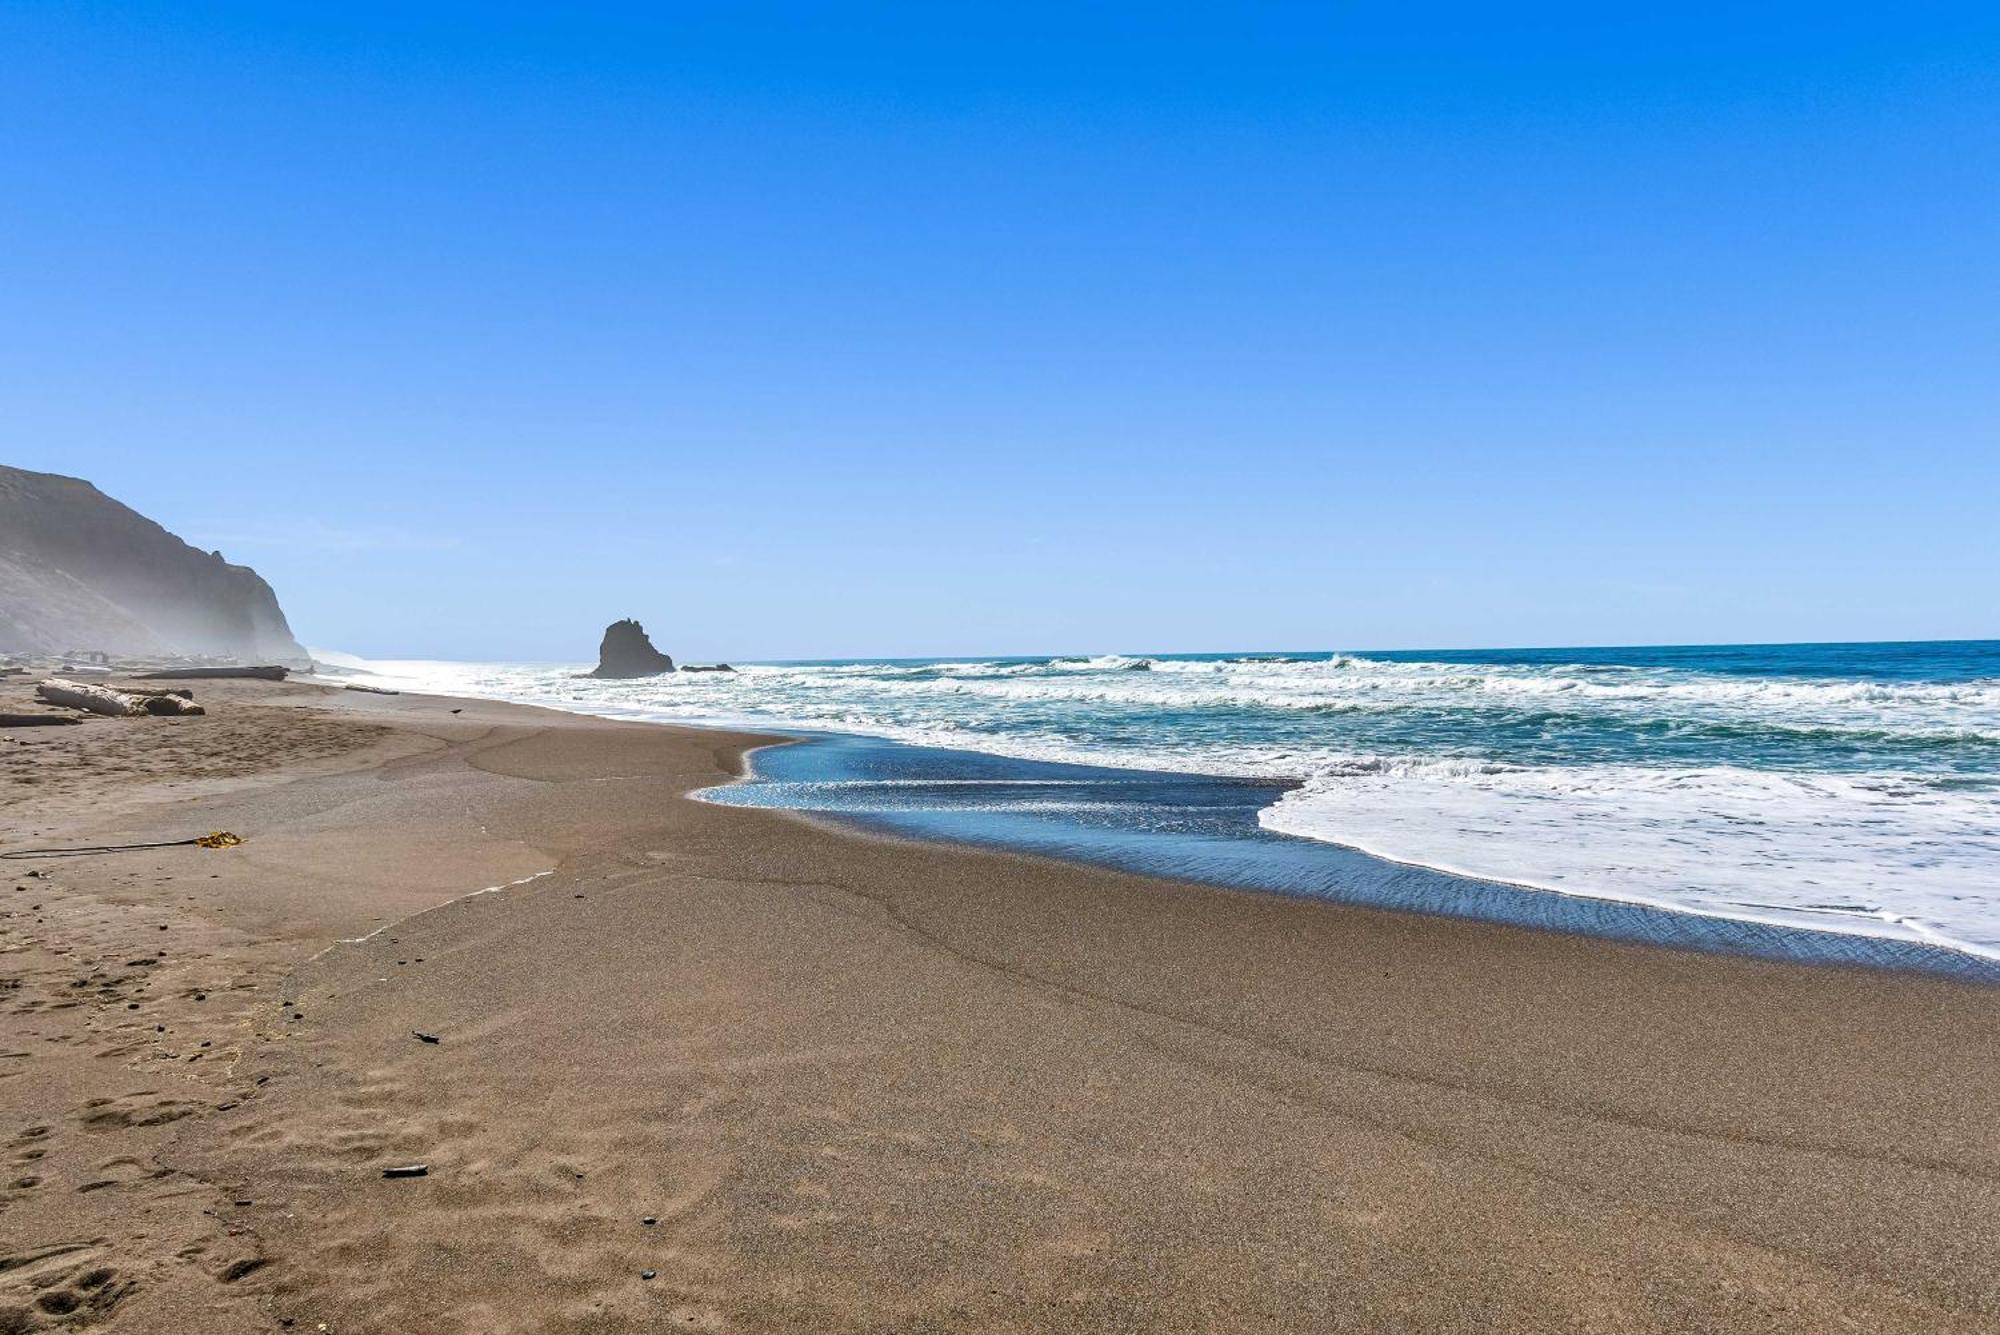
[1,678,1996,1333]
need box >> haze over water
[340,640,2000,959]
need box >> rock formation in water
[589,619,676,678]
[0,464,309,664]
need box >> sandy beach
[3,678,1997,1333]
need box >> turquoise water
[342,640,2000,965]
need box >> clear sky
[3,4,1996,662]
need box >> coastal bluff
[0,463,308,663]
[588,618,676,677]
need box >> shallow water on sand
[694,730,2000,984]
[336,640,2000,968]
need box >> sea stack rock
[589,619,676,678]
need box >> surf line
[307,869,556,962]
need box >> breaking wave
[324,641,2000,958]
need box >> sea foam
[323,642,2000,959]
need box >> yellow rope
[1,831,244,859]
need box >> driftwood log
[115,686,207,716]
[34,679,204,717]
[138,665,289,682]
[37,678,143,716]
[0,713,81,727]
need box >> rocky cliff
[0,464,308,664]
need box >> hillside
[0,464,307,663]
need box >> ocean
[336,640,2000,972]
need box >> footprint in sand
[0,1242,136,1329]
[74,1154,167,1194]
[76,1093,199,1130]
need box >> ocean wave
[324,646,2000,956]
[1258,762,2000,958]
[721,670,1999,742]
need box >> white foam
[325,650,2000,958]
[1259,763,2000,958]
[306,870,554,961]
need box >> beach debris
[412,1031,440,1044]
[33,677,205,716]
[641,1215,657,1226]
[111,685,208,715]
[641,1271,656,1281]
[381,1164,430,1179]
[345,683,399,695]
[2,831,242,859]
[36,677,146,716]
[139,665,289,681]
[0,713,81,727]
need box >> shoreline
[321,651,2000,975]
[4,678,1998,1331]
[696,726,2000,983]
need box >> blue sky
[3,4,1996,661]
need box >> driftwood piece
[37,678,144,717]
[0,713,81,727]
[58,680,208,717]
[344,683,400,695]
[138,665,289,682]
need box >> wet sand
[2,678,1996,1332]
